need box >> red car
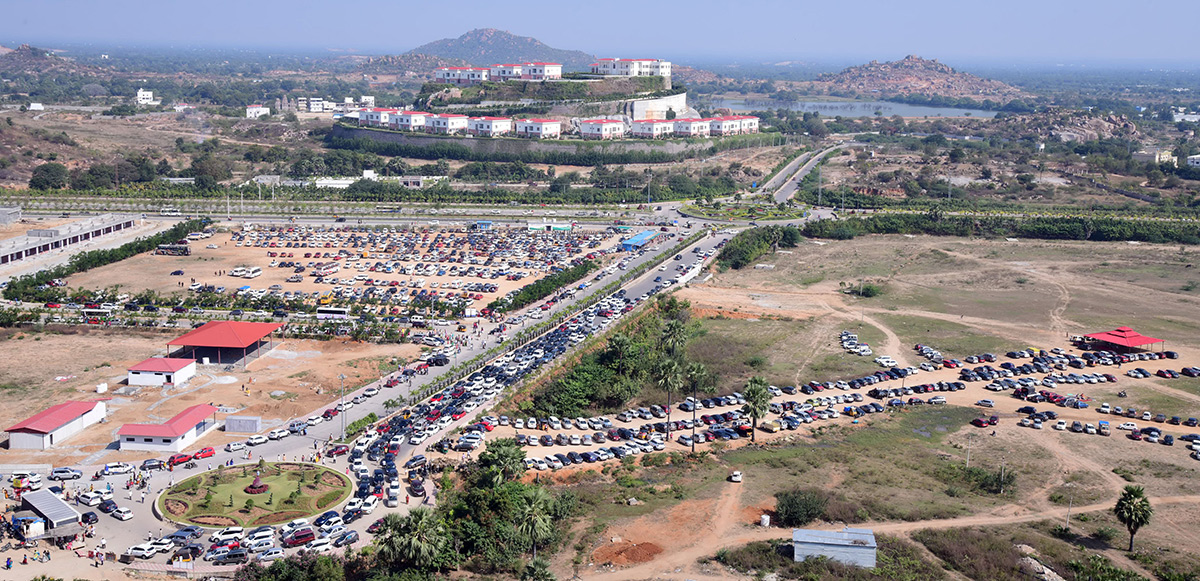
[45,302,62,308]
[192,447,215,460]
[322,408,338,420]
[167,453,192,466]
[970,418,989,428]
[329,444,350,456]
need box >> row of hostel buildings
[357,110,758,140]
[432,57,673,86]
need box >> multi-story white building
[359,108,400,127]
[515,118,562,139]
[580,119,626,140]
[632,119,676,139]
[135,88,159,105]
[392,111,431,131]
[360,95,376,108]
[522,63,562,80]
[590,58,672,77]
[673,118,711,138]
[468,116,514,137]
[489,64,524,81]
[434,67,491,85]
[245,104,271,119]
[426,113,469,134]
[708,115,760,136]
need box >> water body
[710,98,997,119]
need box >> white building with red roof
[489,64,524,81]
[118,404,218,452]
[515,118,562,139]
[590,58,672,77]
[673,118,711,138]
[391,111,431,132]
[434,67,491,85]
[632,119,676,139]
[358,108,401,128]
[426,113,470,134]
[468,116,514,136]
[709,115,759,136]
[5,401,107,449]
[522,63,562,80]
[127,357,197,387]
[580,119,626,140]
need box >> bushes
[715,536,947,580]
[775,489,828,527]
[489,261,596,313]
[913,528,1024,581]
[717,225,802,269]
[803,212,1200,245]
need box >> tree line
[801,212,1200,245]
[716,225,803,269]
[488,260,596,312]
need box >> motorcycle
[183,461,197,470]
[91,472,104,481]
[1117,390,1128,398]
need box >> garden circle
[158,462,353,528]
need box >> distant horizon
[2,0,1197,71]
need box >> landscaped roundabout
[158,461,352,528]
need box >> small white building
[135,88,159,105]
[580,119,626,140]
[522,62,562,80]
[245,104,271,119]
[127,357,197,387]
[468,116,514,136]
[515,118,562,139]
[392,111,431,131]
[673,118,711,138]
[5,400,107,450]
[489,64,524,81]
[360,96,376,108]
[793,527,877,568]
[28,103,44,111]
[359,108,400,127]
[426,114,469,134]
[632,119,675,139]
[118,404,217,452]
[1187,154,1200,167]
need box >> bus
[316,307,350,320]
[160,208,182,216]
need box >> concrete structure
[468,116,513,137]
[127,357,197,387]
[5,401,107,450]
[590,58,672,77]
[245,104,271,119]
[118,404,218,452]
[426,113,469,134]
[489,64,523,81]
[434,67,491,85]
[632,119,675,139]
[28,103,44,111]
[580,119,626,140]
[515,118,562,139]
[1188,154,1200,168]
[135,88,159,105]
[0,214,136,266]
[673,118,711,138]
[522,63,562,80]
[1132,149,1177,166]
[792,527,877,568]
[224,416,262,434]
[630,92,687,120]
[20,490,81,534]
[0,206,21,225]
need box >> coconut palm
[516,486,554,560]
[662,318,688,358]
[741,376,771,442]
[376,507,448,569]
[656,357,684,435]
[1113,485,1153,552]
[477,438,527,483]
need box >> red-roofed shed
[168,321,283,367]
[6,401,107,449]
[128,357,197,387]
[1083,326,1165,351]
[118,404,218,452]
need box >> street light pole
[338,373,347,439]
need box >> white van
[245,267,263,279]
[230,267,247,277]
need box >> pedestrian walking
[141,491,146,504]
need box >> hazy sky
[2,0,1196,66]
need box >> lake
[708,98,997,118]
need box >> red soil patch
[191,515,238,527]
[164,499,189,516]
[690,308,762,319]
[592,540,663,565]
[250,510,309,526]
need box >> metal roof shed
[21,489,81,528]
[792,527,877,568]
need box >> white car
[210,527,245,544]
[364,387,379,397]
[730,471,743,482]
[268,428,289,440]
[344,498,364,512]
[307,416,324,426]
[1054,420,1068,431]
[279,519,309,538]
[225,441,246,452]
[362,495,379,514]
[126,543,158,559]
[304,538,333,553]
[112,507,134,521]
[1098,403,1111,414]
[79,491,106,506]
[257,548,285,562]
[103,462,133,475]
[976,399,995,408]
[247,434,268,446]
[1118,422,1138,431]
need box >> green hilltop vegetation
[405,28,596,71]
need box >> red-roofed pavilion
[167,321,283,367]
[1083,326,1165,351]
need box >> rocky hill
[356,53,470,75]
[0,44,106,76]
[813,55,1024,100]
[405,28,595,70]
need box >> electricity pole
[338,373,347,439]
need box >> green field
[159,462,352,528]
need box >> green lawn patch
[159,462,351,528]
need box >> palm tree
[656,357,684,437]
[685,362,711,452]
[606,333,637,378]
[516,487,554,560]
[662,319,688,358]
[742,376,771,442]
[376,507,448,569]
[478,438,527,482]
[1114,485,1153,552]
